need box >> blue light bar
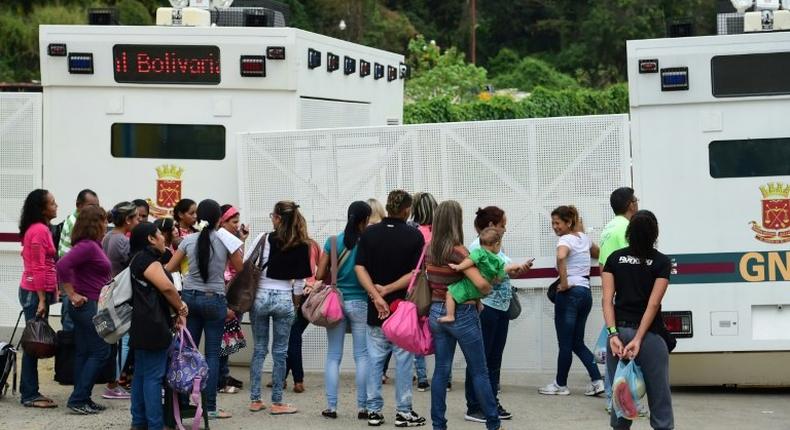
[660,67,688,91]
[68,53,94,74]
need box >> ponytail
[550,205,580,231]
[196,199,221,283]
[626,210,659,265]
[343,201,372,249]
[273,201,310,250]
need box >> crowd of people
[15,186,674,430]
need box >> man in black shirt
[355,190,425,427]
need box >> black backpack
[0,311,24,399]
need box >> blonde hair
[273,201,311,250]
[430,200,464,265]
[367,198,386,225]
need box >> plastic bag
[594,325,608,364]
[612,360,646,420]
[20,317,58,359]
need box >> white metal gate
[237,115,630,372]
[0,92,42,327]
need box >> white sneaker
[585,379,605,396]
[538,382,570,396]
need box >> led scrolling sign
[113,44,221,84]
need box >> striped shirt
[426,245,468,301]
[57,210,78,258]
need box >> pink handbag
[382,246,434,356]
[302,236,345,327]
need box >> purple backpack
[167,327,208,430]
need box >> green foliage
[300,0,415,53]
[486,48,519,78]
[404,83,628,124]
[280,0,313,31]
[405,35,487,103]
[0,5,86,82]
[491,56,578,92]
[360,5,417,54]
[117,0,153,25]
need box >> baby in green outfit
[439,227,506,323]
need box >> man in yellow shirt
[599,188,638,266]
[599,187,639,414]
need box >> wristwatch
[607,326,618,337]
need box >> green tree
[117,0,154,25]
[404,35,487,103]
[491,54,578,92]
[0,5,86,82]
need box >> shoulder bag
[302,236,346,327]
[226,233,269,314]
[406,244,432,317]
[507,286,522,320]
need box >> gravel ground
[1,359,789,430]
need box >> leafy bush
[492,56,578,92]
[118,0,153,25]
[405,35,488,103]
[404,83,628,124]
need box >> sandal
[207,409,232,419]
[24,397,57,408]
[249,400,267,412]
[219,385,239,394]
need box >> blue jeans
[415,355,428,384]
[130,348,168,430]
[117,334,130,379]
[366,325,414,414]
[429,302,500,430]
[182,290,226,412]
[554,286,601,386]
[466,304,509,414]
[18,288,54,404]
[325,299,369,411]
[249,289,295,403]
[60,292,74,331]
[68,299,111,407]
[286,310,309,383]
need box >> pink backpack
[382,246,434,355]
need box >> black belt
[616,321,639,329]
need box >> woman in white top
[539,205,605,397]
[246,201,312,415]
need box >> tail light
[662,311,693,338]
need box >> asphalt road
[1,361,789,430]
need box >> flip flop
[24,397,57,408]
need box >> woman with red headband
[217,205,249,394]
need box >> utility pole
[470,0,477,64]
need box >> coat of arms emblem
[148,164,184,218]
[750,182,790,244]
